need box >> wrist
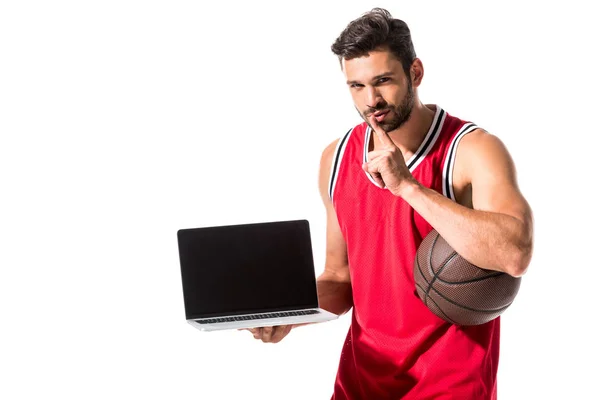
[392,178,421,198]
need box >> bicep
[456,130,532,226]
[318,140,350,283]
[322,201,350,282]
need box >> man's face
[342,49,414,133]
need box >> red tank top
[329,105,500,399]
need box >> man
[244,8,533,399]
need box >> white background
[1,1,598,399]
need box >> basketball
[413,229,521,325]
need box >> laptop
[177,219,338,331]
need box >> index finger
[369,115,395,148]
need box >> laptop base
[187,308,338,332]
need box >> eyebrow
[346,71,395,85]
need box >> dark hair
[331,8,416,75]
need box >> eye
[350,83,364,89]
[377,77,391,84]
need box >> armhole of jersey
[442,122,480,201]
[328,128,353,202]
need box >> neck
[375,102,436,157]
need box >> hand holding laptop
[240,326,293,343]
[239,320,314,343]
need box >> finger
[270,325,293,344]
[252,328,263,340]
[366,149,393,162]
[372,174,385,189]
[260,326,272,341]
[369,115,395,148]
[362,162,385,188]
[241,328,260,337]
[363,154,388,175]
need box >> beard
[359,80,415,133]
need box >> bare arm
[398,130,534,277]
[314,139,353,316]
[364,114,533,278]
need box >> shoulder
[454,128,518,185]
[318,138,342,203]
[321,138,341,167]
[319,124,363,170]
[318,124,362,200]
[459,127,505,149]
[457,129,514,169]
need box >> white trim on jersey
[363,127,381,188]
[442,122,480,201]
[362,105,446,187]
[406,106,446,172]
[328,128,353,202]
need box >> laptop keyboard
[196,309,320,324]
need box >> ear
[411,58,425,87]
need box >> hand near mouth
[362,115,417,196]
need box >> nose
[365,86,383,110]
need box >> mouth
[372,110,390,122]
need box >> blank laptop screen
[178,220,319,319]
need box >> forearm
[316,273,353,316]
[291,273,352,329]
[399,181,532,276]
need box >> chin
[380,121,401,132]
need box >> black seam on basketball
[416,251,428,282]
[415,251,432,308]
[417,232,440,305]
[415,247,429,303]
[438,252,460,275]
[416,233,513,320]
[426,232,438,268]
[425,233,458,305]
[415,282,426,296]
[422,233,504,284]
[425,252,457,298]
[427,233,452,276]
[434,248,505,284]
[423,233,440,306]
[428,283,514,313]
[418,252,513,314]
[415,282,457,324]
[436,271,505,285]
[430,245,506,284]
